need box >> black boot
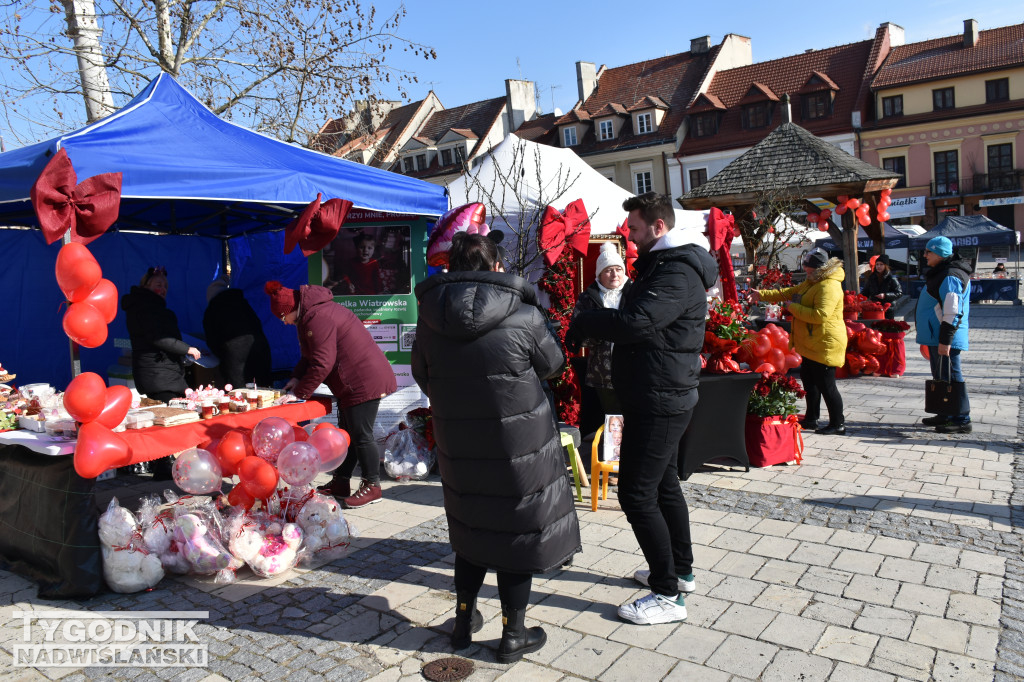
[450,592,483,649]
[497,606,546,664]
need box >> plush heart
[94,384,132,429]
[63,372,107,423]
[74,422,132,478]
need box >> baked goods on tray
[148,406,201,427]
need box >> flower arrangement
[538,246,581,425]
[703,299,752,373]
[757,268,793,291]
[405,407,436,450]
[871,319,910,334]
[747,372,805,418]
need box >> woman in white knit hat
[571,242,631,475]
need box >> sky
[379,0,1024,117]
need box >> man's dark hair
[622,192,675,230]
[449,232,499,272]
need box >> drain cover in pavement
[422,656,474,681]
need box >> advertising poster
[308,211,433,435]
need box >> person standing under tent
[266,280,397,507]
[916,236,973,434]
[203,277,272,389]
[412,232,579,662]
[567,192,718,626]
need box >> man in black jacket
[568,192,719,626]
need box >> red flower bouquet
[747,372,805,418]
[703,300,751,373]
[745,372,805,467]
[538,246,581,425]
[871,319,910,333]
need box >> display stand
[678,372,760,480]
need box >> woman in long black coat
[412,232,580,663]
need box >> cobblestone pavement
[1,303,1022,681]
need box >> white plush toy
[295,493,352,565]
[97,498,164,593]
[247,521,303,578]
[173,513,233,575]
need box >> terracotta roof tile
[872,23,1024,89]
[686,93,727,113]
[797,71,840,93]
[562,46,720,155]
[679,39,875,156]
[738,82,780,104]
[447,127,479,139]
[555,109,592,125]
[514,113,559,145]
[593,102,628,117]
[628,95,669,111]
[393,96,508,179]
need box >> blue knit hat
[925,236,953,258]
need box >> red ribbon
[706,208,738,303]
[539,199,591,267]
[30,148,122,246]
[615,220,638,275]
[284,193,354,256]
[784,414,804,463]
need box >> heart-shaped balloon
[55,242,103,302]
[74,422,132,478]
[63,302,108,348]
[63,371,106,423]
[216,429,254,477]
[227,485,256,510]
[82,278,118,324]
[94,384,132,429]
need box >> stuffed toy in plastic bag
[382,428,434,481]
[295,492,354,567]
[98,498,164,593]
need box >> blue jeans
[928,348,970,421]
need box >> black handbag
[925,355,969,415]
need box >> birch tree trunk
[62,0,115,123]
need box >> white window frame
[597,167,615,182]
[636,112,653,134]
[563,126,578,146]
[631,161,654,194]
[599,120,614,141]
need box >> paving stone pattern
[1,303,1023,681]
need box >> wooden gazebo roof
[678,122,899,211]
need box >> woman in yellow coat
[751,248,848,435]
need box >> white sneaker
[618,592,687,625]
[633,569,695,593]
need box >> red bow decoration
[539,199,591,267]
[30,148,122,246]
[615,220,638,275]
[284,193,353,256]
[706,207,738,303]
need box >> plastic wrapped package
[382,429,435,481]
[295,492,354,568]
[97,498,164,593]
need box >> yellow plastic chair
[590,424,619,511]
[560,431,586,502]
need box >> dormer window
[636,113,653,134]
[563,127,578,146]
[440,148,452,166]
[741,103,770,129]
[801,92,831,120]
[416,153,427,170]
[454,145,465,163]
[691,112,718,138]
[402,157,413,173]
[599,120,614,141]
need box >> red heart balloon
[55,242,103,302]
[227,485,256,510]
[82,278,118,324]
[63,372,107,423]
[292,425,309,442]
[216,430,254,477]
[238,455,278,499]
[74,422,132,478]
[94,384,132,429]
[63,302,108,348]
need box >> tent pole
[63,232,81,379]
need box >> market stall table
[678,371,760,480]
[0,397,331,599]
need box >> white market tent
[446,134,706,279]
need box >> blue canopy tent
[0,74,447,387]
[815,222,910,251]
[908,214,1019,249]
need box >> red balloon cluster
[876,188,892,223]
[734,324,801,375]
[210,423,350,510]
[56,243,117,348]
[805,209,832,232]
[68,372,133,478]
[834,195,874,227]
[841,321,887,377]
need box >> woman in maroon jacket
[266,281,397,508]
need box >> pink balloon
[252,416,295,465]
[309,427,349,473]
[172,448,223,495]
[277,441,320,486]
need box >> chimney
[691,36,712,54]
[882,22,905,47]
[505,79,537,132]
[781,94,792,124]
[576,62,597,103]
[964,19,979,48]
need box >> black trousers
[617,409,694,597]
[454,554,532,609]
[799,357,844,426]
[331,398,382,484]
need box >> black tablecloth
[678,372,760,480]
[0,444,102,598]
